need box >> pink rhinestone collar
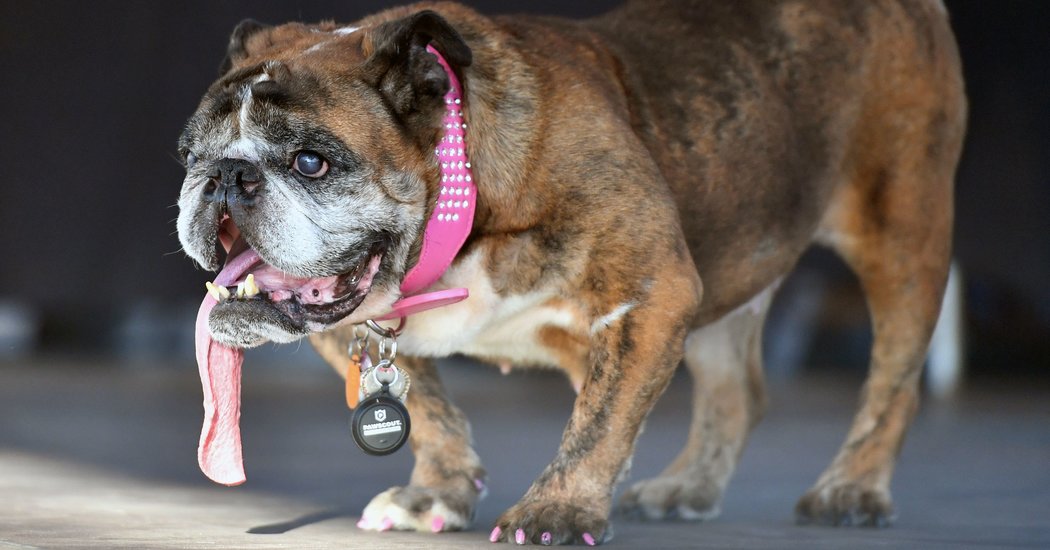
[374,45,475,320]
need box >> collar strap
[374,45,475,321]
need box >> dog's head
[176,11,471,347]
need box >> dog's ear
[363,10,472,131]
[220,19,273,75]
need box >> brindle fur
[187,0,964,543]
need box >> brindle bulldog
[176,0,965,544]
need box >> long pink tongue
[194,249,261,486]
[194,296,245,485]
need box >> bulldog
[176,0,965,544]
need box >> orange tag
[345,354,362,409]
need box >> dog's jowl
[176,0,965,544]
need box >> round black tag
[351,393,411,456]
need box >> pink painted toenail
[515,528,525,544]
[490,526,502,542]
[583,532,596,546]
[380,517,393,531]
[541,531,552,545]
[431,516,445,533]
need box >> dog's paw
[795,482,895,527]
[490,500,610,545]
[617,471,722,521]
[357,484,481,533]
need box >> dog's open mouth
[208,215,384,331]
[193,216,384,487]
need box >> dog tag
[351,359,411,455]
[349,322,411,455]
[351,389,411,455]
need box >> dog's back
[582,0,965,322]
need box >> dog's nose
[203,158,263,205]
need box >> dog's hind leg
[792,0,966,526]
[618,283,775,521]
[796,104,962,527]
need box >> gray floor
[1,354,1048,549]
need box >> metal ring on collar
[349,324,370,356]
[378,336,397,363]
[365,317,406,338]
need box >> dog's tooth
[205,282,225,301]
[243,273,260,297]
[236,283,245,298]
[206,282,230,300]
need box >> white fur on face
[176,182,219,270]
[224,78,268,162]
[223,135,264,162]
[208,313,301,346]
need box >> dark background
[0,0,1047,375]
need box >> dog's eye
[293,151,329,178]
[186,152,197,169]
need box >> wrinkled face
[176,19,462,347]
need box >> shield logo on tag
[374,408,387,422]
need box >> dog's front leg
[491,269,700,545]
[358,355,487,533]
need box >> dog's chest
[394,250,585,367]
